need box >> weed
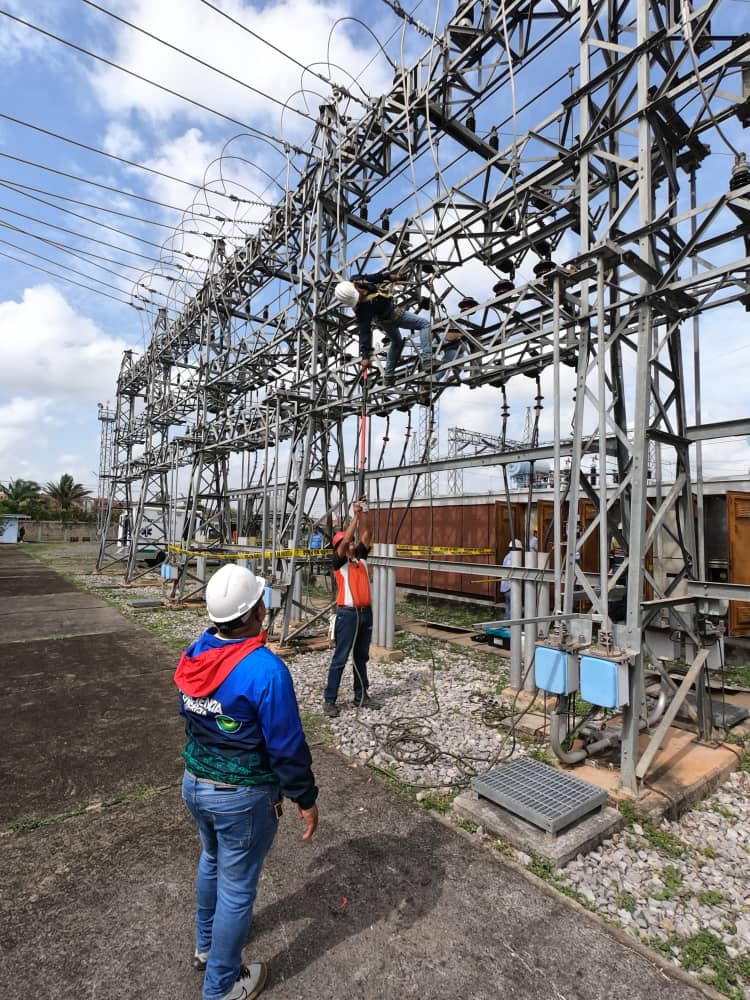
[709,805,737,821]
[527,746,556,766]
[554,880,597,911]
[696,889,724,906]
[455,817,479,834]
[702,844,716,859]
[643,823,687,858]
[299,709,334,748]
[615,890,636,913]
[618,800,638,826]
[662,865,684,891]
[493,838,515,857]
[670,930,749,998]
[527,853,556,879]
[420,791,455,814]
[619,801,688,858]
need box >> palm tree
[44,474,92,514]
[0,478,40,511]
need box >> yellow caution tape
[396,545,494,556]
[166,543,494,561]
[167,544,330,560]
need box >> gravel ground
[26,544,750,999]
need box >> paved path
[0,548,715,1000]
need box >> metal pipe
[537,551,550,640]
[372,543,384,648]
[386,542,397,649]
[510,548,523,689]
[524,549,538,693]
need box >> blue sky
[0,0,748,497]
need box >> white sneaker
[219,962,268,1000]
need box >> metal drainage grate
[472,757,608,834]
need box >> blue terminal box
[579,654,630,708]
[534,646,579,695]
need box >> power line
[0,108,265,208]
[0,248,143,309]
[0,202,182,266]
[0,177,177,231]
[80,0,328,130]
[0,217,192,283]
[0,150,214,216]
[197,0,367,107]
[0,8,314,142]
[0,233,138,300]
[0,179,191,254]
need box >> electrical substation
[96,0,750,825]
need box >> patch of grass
[615,890,636,913]
[618,801,688,858]
[663,865,684,890]
[643,823,688,858]
[618,800,638,826]
[709,804,737,821]
[723,665,750,688]
[696,889,724,906]
[527,746,556,766]
[554,880,597,911]
[702,844,716,859]
[299,709,334,747]
[527,853,556,879]
[369,763,416,800]
[493,838,515,857]
[420,790,455,814]
[5,784,166,837]
[669,930,750,999]
[455,817,478,834]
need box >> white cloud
[103,122,145,159]
[0,397,51,462]
[87,0,392,141]
[0,284,128,400]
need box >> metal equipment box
[580,654,629,708]
[534,645,579,694]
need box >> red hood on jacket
[173,631,267,697]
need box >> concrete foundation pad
[0,592,110,614]
[453,791,623,868]
[370,644,405,662]
[0,575,79,596]
[0,606,130,642]
[573,727,743,820]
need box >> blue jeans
[324,606,372,704]
[381,312,431,374]
[435,343,466,381]
[182,773,279,1000]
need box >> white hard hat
[334,281,359,308]
[206,564,266,623]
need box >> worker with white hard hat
[174,563,318,1000]
[334,268,432,386]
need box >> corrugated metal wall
[728,492,750,637]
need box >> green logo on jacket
[216,715,241,733]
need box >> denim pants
[324,606,372,704]
[381,312,431,374]
[182,773,279,1000]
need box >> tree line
[0,475,94,521]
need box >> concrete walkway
[0,547,716,1000]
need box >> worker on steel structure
[323,498,377,716]
[175,564,319,1000]
[334,270,432,386]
